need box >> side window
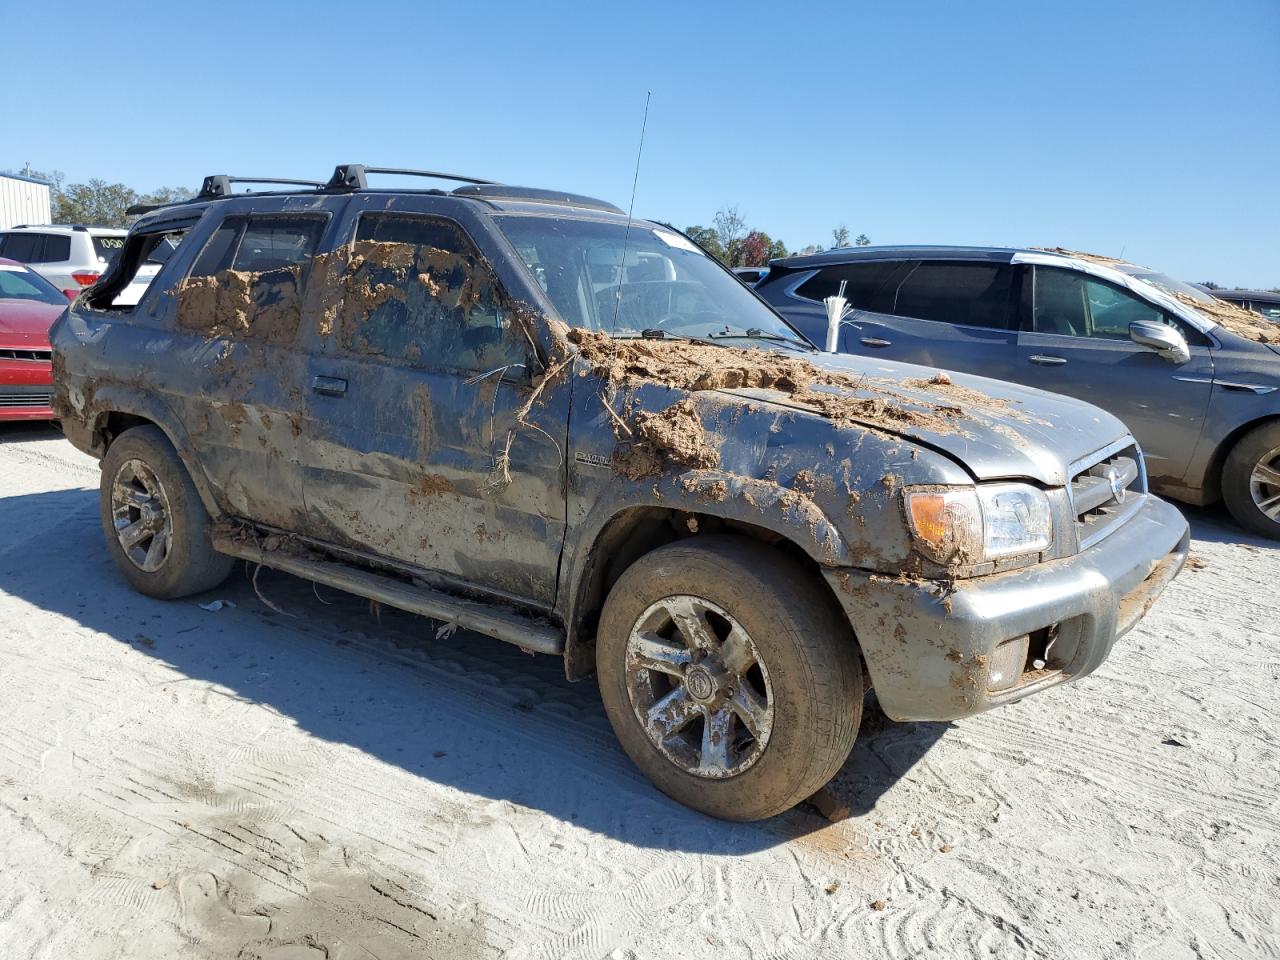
[1032,267,1205,344]
[36,234,70,262]
[886,261,1017,330]
[343,213,525,375]
[793,261,905,308]
[177,215,324,344]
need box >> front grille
[0,348,51,362]
[1070,443,1145,549]
[0,391,53,408]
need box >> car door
[1015,265,1215,483]
[777,259,1023,380]
[167,206,335,530]
[300,197,568,607]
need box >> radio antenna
[610,91,652,331]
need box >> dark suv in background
[757,246,1280,538]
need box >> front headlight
[904,483,1052,565]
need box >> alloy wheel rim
[1250,445,1280,522]
[624,595,774,779]
[111,459,174,572]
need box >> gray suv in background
[757,246,1280,539]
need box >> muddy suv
[52,165,1189,820]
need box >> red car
[0,257,73,421]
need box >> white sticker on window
[652,229,702,254]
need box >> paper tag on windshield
[652,229,702,253]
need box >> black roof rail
[327,164,499,191]
[450,184,623,214]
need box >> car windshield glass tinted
[1114,265,1217,305]
[92,235,126,265]
[0,264,65,304]
[495,216,806,342]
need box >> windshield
[0,264,65,305]
[495,216,809,345]
[1112,264,1219,305]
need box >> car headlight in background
[905,483,1052,565]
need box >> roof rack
[327,164,498,190]
[197,175,327,200]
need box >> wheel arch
[80,386,222,519]
[561,498,859,682]
[1200,413,1280,503]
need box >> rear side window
[886,261,1017,330]
[37,234,71,262]
[177,214,326,345]
[190,216,324,277]
[0,232,47,263]
[92,235,126,265]
[793,261,907,308]
[342,213,524,375]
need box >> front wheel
[596,536,863,821]
[1222,422,1280,540]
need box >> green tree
[767,237,789,261]
[855,234,871,247]
[684,225,727,263]
[54,179,139,227]
[138,186,196,208]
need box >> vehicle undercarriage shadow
[0,481,947,854]
[1179,501,1279,549]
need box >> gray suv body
[757,246,1280,538]
[50,170,1188,819]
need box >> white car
[0,224,166,306]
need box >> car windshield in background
[496,217,809,346]
[0,264,65,305]
[1114,265,1218,306]
[92,235,127,265]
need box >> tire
[1222,421,1280,540]
[596,535,862,821]
[98,425,234,598]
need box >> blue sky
[6,0,1278,287]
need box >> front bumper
[825,493,1189,722]
[0,358,54,421]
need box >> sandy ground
[1,422,1277,960]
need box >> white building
[0,173,53,229]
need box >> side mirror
[1130,320,1190,364]
[63,289,79,301]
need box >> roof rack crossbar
[326,164,499,191]
[198,175,326,200]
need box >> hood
[716,352,1130,487]
[0,300,64,346]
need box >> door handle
[860,337,893,348]
[311,375,348,397]
[1029,355,1067,366]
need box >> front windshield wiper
[610,329,722,346]
[708,329,815,351]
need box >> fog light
[987,635,1029,692]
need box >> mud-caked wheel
[99,425,234,599]
[1222,422,1280,540]
[596,536,863,821]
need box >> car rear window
[92,235,127,265]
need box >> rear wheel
[596,536,862,820]
[99,425,234,598]
[1222,422,1280,540]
